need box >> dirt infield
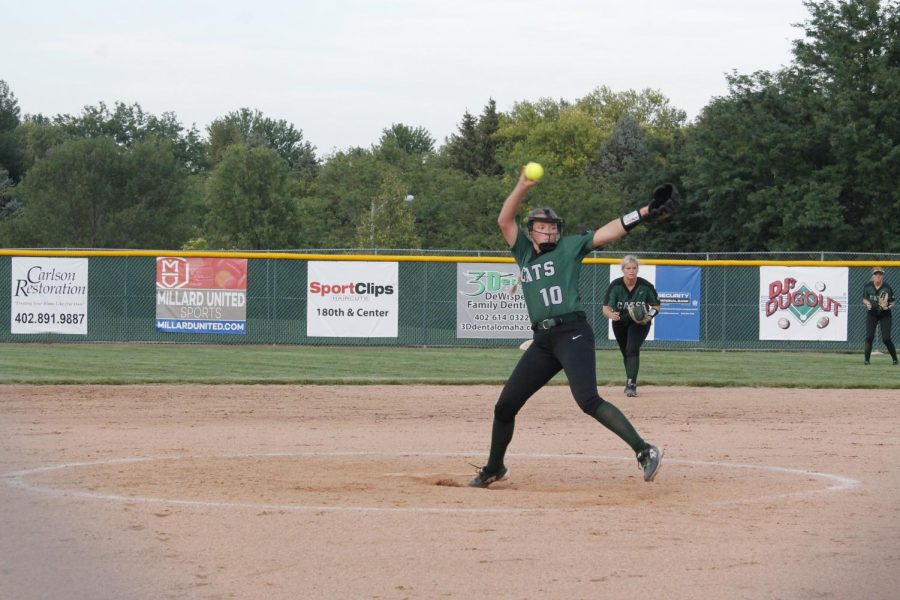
[1,384,898,600]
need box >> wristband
[620,210,642,232]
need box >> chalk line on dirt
[1,451,859,514]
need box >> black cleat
[636,445,663,482]
[468,465,508,488]
[625,381,637,397]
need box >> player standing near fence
[468,167,678,488]
[603,255,661,397]
[862,266,897,365]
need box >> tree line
[1,0,897,253]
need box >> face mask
[538,242,558,253]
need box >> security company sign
[759,266,848,341]
[11,257,89,335]
[156,257,248,334]
[307,261,399,337]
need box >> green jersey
[511,230,594,324]
[604,277,660,324]
[863,282,894,315]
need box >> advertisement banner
[307,261,399,337]
[156,257,248,334]
[456,263,531,339]
[11,257,89,335]
[759,266,848,341]
[654,266,701,341]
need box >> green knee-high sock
[486,417,515,471]
[864,341,873,362]
[885,340,898,361]
[625,355,639,382]
[593,401,646,453]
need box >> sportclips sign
[307,261,399,337]
[759,266,848,341]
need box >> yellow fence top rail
[1,248,899,268]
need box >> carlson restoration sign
[759,266,848,341]
[306,261,398,337]
[456,263,531,339]
[11,257,88,335]
[155,257,248,334]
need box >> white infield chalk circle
[1,451,860,514]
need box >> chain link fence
[2,250,898,351]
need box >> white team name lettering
[521,260,555,282]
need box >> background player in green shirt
[468,168,678,488]
[603,255,661,397]
[862,266,897,365]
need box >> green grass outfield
[1,343,896,388]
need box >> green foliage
[475,99,503,176]
[0,80,21,132]
[679,70,835,250]
[5,137,195,248]
[496,99,606,177]
[0,81,25,199]
[18,117,69,168]
[377,123,435,157]
[443,99,503,177]
[53,101,207,173]
[304,147,387,248]
[352,169,421,249]
[588,114,672,216]
[204,144,299,249]
[206,108,318,178]
[575,86,687,134]
[207,118,243,165]
[412,170,509,250]
[678,0,900,252]
[792,0,900,250]
[444,110,479,174]
[493,87,684,186]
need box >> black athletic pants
[612,320,651,373]
[494,318,603,421]
[864,311,897,361]
[865,312,894,343]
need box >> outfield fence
[2,249,898,352]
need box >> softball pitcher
[468,168,679,488]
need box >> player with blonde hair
[603,255,661,396]
[862,267,897,365]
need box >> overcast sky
[3,0,812,155]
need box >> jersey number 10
[539,286,563,306]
